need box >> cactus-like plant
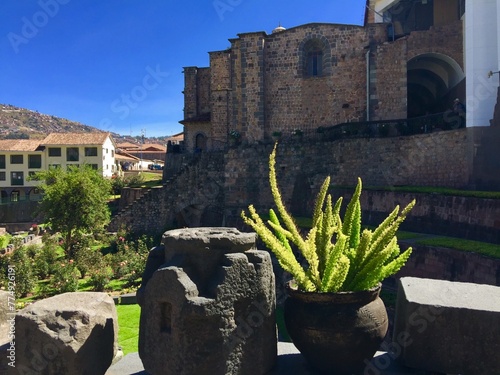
[241,143,415,292]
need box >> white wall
[0,151,42,189]
[101,137,116,178]
[465,0,500,126]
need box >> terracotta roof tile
[143,144,166,152]
[117,142,140,149]
[42,132,111,145]
[0,140,43,152]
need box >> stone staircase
[108,152,224,235]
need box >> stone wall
[107,129,500,244]
[394,242,500,287]
[371,38,407,121]
[118,188,147,210]
[0,201,40,229]
[263,24,386,134]
[341,189,500,244]
[224,129,469,214]
[406,20,463,69]
[181,19,464,152]
[109,152,226,235]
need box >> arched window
[195,133,207,152]
[306,45,323,76]
[300,37,331,78]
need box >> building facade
[181,1,499,153]
[0,132,116,203]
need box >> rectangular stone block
[394,277,500,375]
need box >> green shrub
[73,237,103,278]
[111,176,127,195]
[10,247,37,298]
[89,265,113,292]
[109,234,151,285]
[52,260,80,293]
[34,246,58,279]
[0,234,11,249]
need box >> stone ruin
[12,292,118,375]
[394,277,500,374]
[138,227,277,375]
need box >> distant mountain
[0,104,104,139]
[0,104,180,144]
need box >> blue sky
[0,0,367,137]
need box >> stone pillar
[139,227,277,375]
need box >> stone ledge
[106,342,428,375]
[394,277,500,374]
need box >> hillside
[0,104,103,139]
[0,104,177,144]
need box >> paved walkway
[106,342,428,375]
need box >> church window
[307,50,323,76]
[302,38,326,77]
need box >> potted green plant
[241,144,415,374]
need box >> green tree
[33,165,112,258]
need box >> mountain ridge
[0,103,105,140]
[0,104,177,145]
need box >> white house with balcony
[0,132,116,203]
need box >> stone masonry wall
[371,39,408,121]
[263,23,383,135]
[197,67,211,115]
[109,152,226,235]
[110,129,500,243]
[0,201,40,227]
[342,189,500,244]
[182,21,464,152]
[231,32,266,143]
[395,242,500,287]
[225,129,468,213]
[209,51,231,145]
[184,121,211,153]
[182,67,197,120]
[406,20,463,69]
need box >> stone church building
[180,0,500,157]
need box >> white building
[0,132,116,203]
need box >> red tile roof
[143,144,166,152]
[117,142,140,150]
[42,132,111,145]
[0,140,43,152]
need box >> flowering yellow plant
[241,144,415,292]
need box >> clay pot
[284,282,388,374]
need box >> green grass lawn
[414,236,500,259]
[117,304,141,355]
